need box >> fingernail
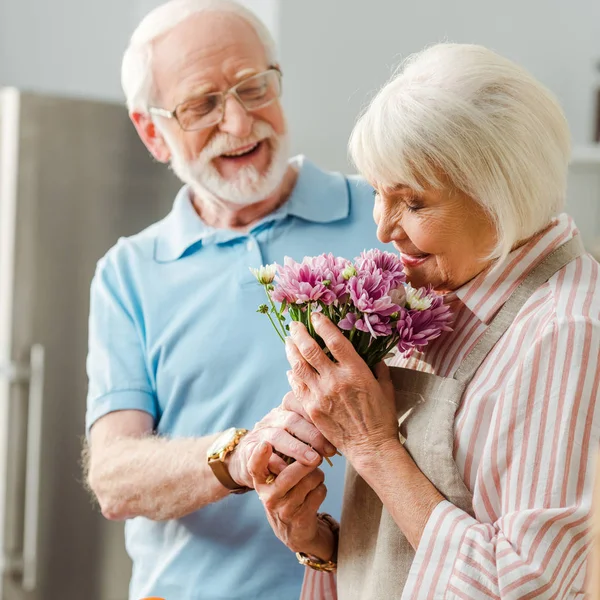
[311,313,323,323]
[289,321,299,333]
[305,449,319,461]
[259,441,269,453]
[325,443,336,455]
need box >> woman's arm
[394,317,600,600]
[287,313,600,599]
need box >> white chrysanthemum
[250,264,277,285]
[389,285,407,307]
[405,284,432,311]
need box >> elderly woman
[247,43,600,599]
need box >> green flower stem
[264,287,288,339]
[266,311,286,343]
[307,302,315,337]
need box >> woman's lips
[399,252,431,268]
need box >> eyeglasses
[149,68,282,132]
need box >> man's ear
[130,112,172,163]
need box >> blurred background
[0,1,599,599]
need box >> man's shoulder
[345,173,374,204]
[96,215,167,276]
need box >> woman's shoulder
[544,252,600,323]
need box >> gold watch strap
[208,457,249,494]
[296,513,339,572]
[207,428,250,495]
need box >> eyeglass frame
[148,66,283,132]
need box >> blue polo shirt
[86,156,386,600]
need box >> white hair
[349,43,571,260]
[122,0,278,112]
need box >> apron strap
[453,235,586,386]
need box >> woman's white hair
[350,43,571,260]
[122,0,278,113]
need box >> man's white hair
[122,0,278,112]
[349,43,571,260]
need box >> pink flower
[270,254,350,305]
[396,295,453,355]
[348,270,400,316]
[355,249,406,288]
[338,312,393,337]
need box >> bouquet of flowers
[250,249,452,368]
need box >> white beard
[159,120,290,207]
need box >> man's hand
[227,406,337,489]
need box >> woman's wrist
[300,515,338,562]
[349,435,404,476]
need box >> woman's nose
[375,202,406,244]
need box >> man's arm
[86,406,334,521]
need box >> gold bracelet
[296,513,340,572]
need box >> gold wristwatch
[207,427,250,494]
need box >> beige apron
[337,235,585,600]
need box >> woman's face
[372,182,498,292]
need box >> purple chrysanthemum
[396,295,453,355]
[339,311,394,337]
[347,270,401,317]
[355,249,406,288]
[270,254,350,306]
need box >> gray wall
[279,0,600,172]
[0,0,136,101]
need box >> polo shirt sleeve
[85,254,157,434]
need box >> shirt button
[246,239,256,251]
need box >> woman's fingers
[281,410,336,457]
[285,336,320,384]
[263,427,322,467]
[284,468,326,506]
[263,460,318,500]
[310,313,357,365]
[281,390,312,422]
[303,482,328,513]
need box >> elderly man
[85,1,383,599]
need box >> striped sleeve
[403,315,600,600]
[300,569,337,600]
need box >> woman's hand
[227,406,336,489]
[248,441,336,561]
[285,313,399,467]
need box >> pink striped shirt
[302,214,600,599]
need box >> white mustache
[202,121,276,162]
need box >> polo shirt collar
[154,155,350,262]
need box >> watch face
[206,427,237,458]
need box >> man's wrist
[224,447,249,488]
[206,428,250,493]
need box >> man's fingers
[247,441,273,485]
[268,453,288,476]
